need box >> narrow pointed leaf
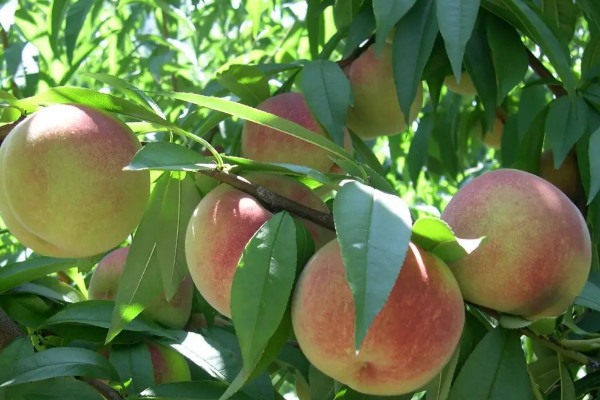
[437,0,480,80]
[447,328,534,400]
[333,181,412,350]
[0,347,120,386]
[392,0,438,124]
[0,257,80,293]
[372,0,417,55]
[231,212,297,375]
[546,96,588,169]
[64,0,94,64]
[127,142,212,172]
[302,60,350,146]
[588,126,600,203]
[425,343,460,400]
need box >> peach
[291,240,465,395]
[0,104,149,258]
[185,172,335,317]
[346,42,423,139]
[146,341,191,384]
[441,169,591,320]
[473,115,504,150]
[444,72,477,96]
[539,150,579,200]
[241,92,340,172]
[88,247,193,329]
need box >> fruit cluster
[0,46,591,394]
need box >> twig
[79,378,123,400]
[527,49,568,98]
[467,301,599,367]
[337,35,376,70]
[199,169,336,231]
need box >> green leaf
[447,328,534,400]
[64,0,94,64]
[407,113,433,185]
[575,281,600,312]
[159,92,354,164]
[217,64,270,107]
[4,378,105,400]
[411,216,486,263]
[510,105,548,173]
[84,72,165,117]
[343,7,376,58]
[577,0,600,32]
[582,36,600,81]
[437,0,480,80]
[49,0,70,55]
[245,0,266,38]
[465,23,497,130]
[372,0,417,55]
[425,343,460,400]
[13,86,166,126]
[546,96,589,168]
[109,343,155,393]
[0,258,79,293]
[483,0,576,97]
[137,381,253,399]
[302,60,351,146]
[558,355,576,400]
[231,212,297,375]
[107,173,199,341]
[0,347,120,386]
[499,314,533,329]
[486,15,528,102]
[43,300,178,339]
[306,0,323,60]
[392,0,438,124]
[333,181,412,350]
[588,126,600,203]
[542,0,578,41]
[333,0,364,29]
[127,142,211,172]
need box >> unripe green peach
[441,169,591,320]
[291,240,465,395]
[0,104,149,258]
[241,92,340,172]
[346,43,423,139]
[88,247,193,329]
[185,172,335,317]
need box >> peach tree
[0,0,599,399]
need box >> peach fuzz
[346,42,423,139]
[441,169,591,320]
[0,104,149,258]
[185,172,334,317]
[291,240,465,395]
[241,92,341,172]
[88,247,194,329]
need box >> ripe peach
[444,72,477,96]
[539,150,579,200]
[346,42,423,139]
[0,104,149,258]
[185,172,335,317]
[241,92,341,172]
[88,247,193,329]
[441,169,591,320]
[291,240,465,395]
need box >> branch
[468,302,599,367]
[80,378,123,400]
[527,49,568,98]
[337,35,376,70]
[199,169,336,231]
